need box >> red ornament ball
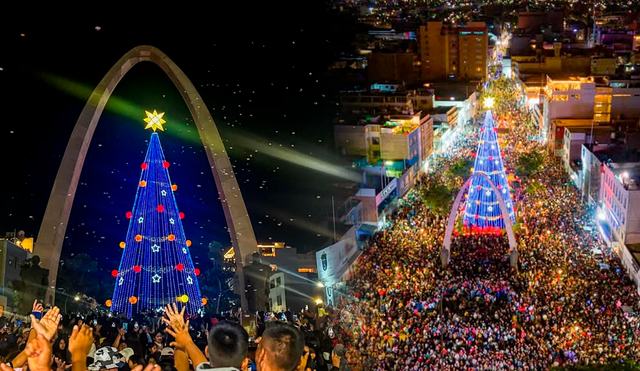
[141,163,148,170]
[133,265,141,273]
[126,211,132,219]
[194,268,201,276]
[111,270,118,277]
[175,263,184,271]
[163,161,170,168]
[179,212,185,219]
[157,205,165,212]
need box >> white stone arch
[440,172,518,267]
[36,46,256,309]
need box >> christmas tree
[463,110,516,232]
[110,110,202,317]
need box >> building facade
[418,22,488,81]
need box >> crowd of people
[332,77,640,369]
[2,63,640,371]
[0,300,349,371]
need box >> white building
[598,163,640,289]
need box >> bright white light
[597,210,606,221]
[623,171,629,178]
[317,282,325,288]
[74,295,80,301]
[385,161,394,166]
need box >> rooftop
[607,162,640,190]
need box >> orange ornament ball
[140,180,147,187]
[129,296,138,305]
[202,298,208,306]
[186,240,192,247]
[135,235,143,242]
[105,299,112,307]
[167,234,175,241]
[172,184,178,191]
[119,241,126,249]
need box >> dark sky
[0,7,354,279]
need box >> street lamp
[74,295,80,301]
[316,282,325,288]
[315,298,323,305]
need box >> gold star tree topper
[144,110,166,132]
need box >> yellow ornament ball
[181,294,189,303]
[119,241,126,249]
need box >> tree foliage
[447,157,474,181]
[517,151,544,176]
[56,253,111,311]
[420,181,454,216]
[199,241,238,314]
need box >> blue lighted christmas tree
[463,110,516,232]
[111,110,202,317]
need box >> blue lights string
[111,133,202,317]
[463,110,516,231]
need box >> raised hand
[165,319,192,352]
[69,325,94,361]
[162,303,186,330]
[30,306,60,341]
[25,334,52,371]
[55,357,73,371]
[32,300,44,314]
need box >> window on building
[270,280,275,289]
[552,95,569,102]
[277,295,283,306]
[276,277,282,287]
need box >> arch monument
[440,172,518,268]
[36,46,256,309]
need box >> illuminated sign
[298,268,318,273]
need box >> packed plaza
[4,2,640,371]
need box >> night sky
[0,8,354,278]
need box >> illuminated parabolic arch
[441,172,518,268]
[36,45,256,309]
